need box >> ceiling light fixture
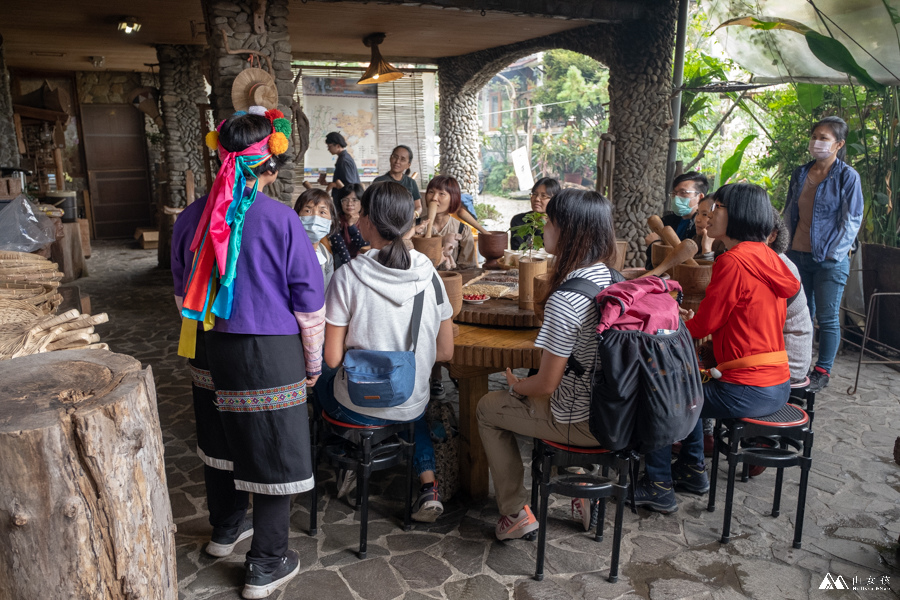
[357,33,403,85]
[118,18,142,34]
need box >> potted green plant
[510,211,548,310]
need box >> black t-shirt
[373,173,421,201]
[333,150,360,202]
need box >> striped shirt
[534,264,612,423]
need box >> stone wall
[0,36,19,168]
[436,1,678,265]
[201,0,295,205]
[157,45,209,208]
[76,71,144,105]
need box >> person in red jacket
[633,183,801,514]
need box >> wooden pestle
[455,206,490,235]
[424,201,439,238]
[640,238,698,278]
[647,215,698,266]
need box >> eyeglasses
[531,193,552,200]
[341,197,360,204]
[710,202,727,212]
[669,190,701,198]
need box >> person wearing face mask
[294,188,339,289]
[644,172,709,270]
[784,116,863,392]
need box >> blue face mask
[670,195,695,217]
[300,215,332,243]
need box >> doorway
[81,104,153,239]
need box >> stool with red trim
[707,404,813,549]
[741,377,817,481]
[313,411,415,558]
[529,439,634,582]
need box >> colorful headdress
[178,109,293,358]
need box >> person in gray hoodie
[315,181,455,523]
[769,208,813,385]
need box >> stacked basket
[0,251,109,360]
[0,251,63,314]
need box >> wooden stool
[530,439,633,582]
[311,411,415,558]
[708,404,813,548]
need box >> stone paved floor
[75,240,900,600]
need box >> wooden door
[81,104,152,239]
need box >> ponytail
[377,236,411,270]
[360,181,415,270]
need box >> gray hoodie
[325,248,452,421]
[778,253,813,384]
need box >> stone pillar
[604,8,677,266]
[157,45,209,208]
[0,35,20,169]
[437,84,480,197]
[202,0,294,205]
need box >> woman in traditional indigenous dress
[172,110,324,599]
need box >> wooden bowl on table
[411,236,442,267]
[478,231,508,270]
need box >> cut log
[0,350,176,600]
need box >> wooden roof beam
[307,0,649,23]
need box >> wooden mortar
[533,272,554,322]
[651,243,673,268]
[518,257,548,311]
[604,240,628,272]
[411,236,442,267]
[477,230,508,270]
[671,259,713,315]
[438,271,463,322]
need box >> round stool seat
[322,410,391,430]
[739,404,808,428]
[541,439,611,454]
[790,375,811,390]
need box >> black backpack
[556,275,703,454]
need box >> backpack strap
[555,277,602,301]
[553,277,603,378]
[410,273,443,352]
[458,221,466,235]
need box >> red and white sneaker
[496,506,539,540]
[571,498,593,532]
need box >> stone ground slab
[74,241,900,600]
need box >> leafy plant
[720,134,757,185]
[510,211,545,257]
[474,202,502,224]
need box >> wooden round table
[449,323,542,499]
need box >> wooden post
[0,350,176,600]
[53,147,65,191]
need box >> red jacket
[686,241,800,386]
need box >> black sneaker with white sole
[242,549,300,599]
[206,516,254,557]
[411,481,444,523]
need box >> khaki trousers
[476,390,599,516]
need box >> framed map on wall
[303,77,378,180]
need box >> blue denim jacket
[785,158,863,262]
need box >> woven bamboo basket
[0,300,45,325]
[0,251,47,261]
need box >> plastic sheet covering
[701,0,900,85]
[0,195,57,252]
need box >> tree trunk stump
[0,350,176,600]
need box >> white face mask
[809,139,835,160]
[300,215,331,243]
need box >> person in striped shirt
[476,189,616,540]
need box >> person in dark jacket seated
[644,171,709,269]
[509,177,560,252]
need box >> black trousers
[205,466,291,571]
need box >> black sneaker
[430,379,446,400]
[807,368,830,392]
[206,516,254,557]
[630,477,678,514]
[243,549,300,599]
[672,461,710,494]
[411,481,444,523]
